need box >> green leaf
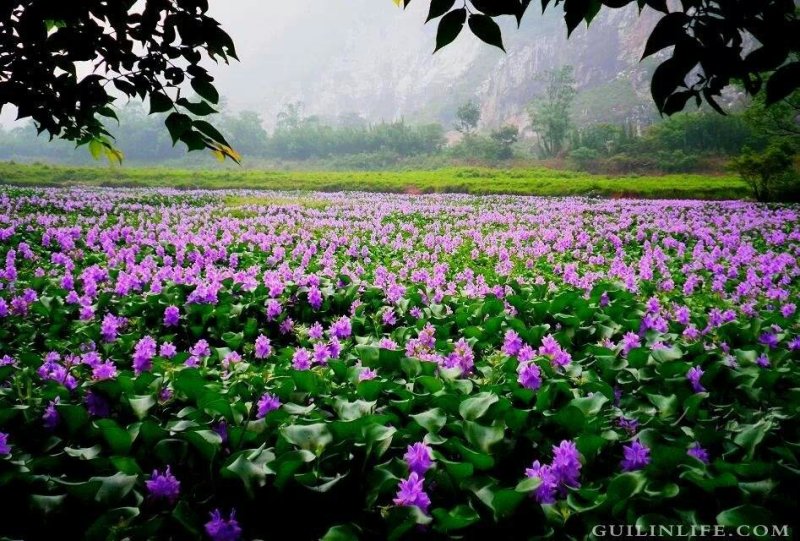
[149,92,173,114]
[734,421,771,460]
[165,113,193,145]
[282,423,333,453]
[432,504,480,532]
[128,395,156,420]
[88,139,104,160]
[716,505,771,527]
[468,14,505,51]
[646,393,679,419]
[191,79,220,104]
[459,392,499,421]
[411,408,447,433]
[95,419,133,455]
[515,476,543,493]
[31,494,66,514]
[182,429,222,461]
[463,421,504,452]
[426,0,457,22]
[321,524,361,541]
[435,8,467,52]
[606,472,646,503]
[91,472,138,505]
[552,405,586,433]
[491,489,525,519]
[569,393,608,416]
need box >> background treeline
[0,71,797,201]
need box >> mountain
[211,2,665,130]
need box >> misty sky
[1,1,646,130]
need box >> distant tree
[490,125,519,159]
[218,111,269,157]
[276,102,306,131]
[743,89,800,146]
[731,142,797,202]
[455,101,481,135]
[528,66,577,158]
[643,112,757,155]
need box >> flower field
[0,187,798,540]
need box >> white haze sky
[0,1,435,127]
[1,1,570,128]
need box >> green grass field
[0,161,750,199]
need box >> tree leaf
[435,8,467,52]
[467,14,505,51]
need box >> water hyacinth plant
[0,187,797,539]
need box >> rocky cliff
[212,1,664,130]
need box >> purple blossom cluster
[394,442,434,514]
[524,440,582,504]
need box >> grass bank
[0,161,749,199]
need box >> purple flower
[292,349,312,370]
[205,509,242,541]
[502,330,523,356]
[0,432,10,455]
[759,332,779,349]
[686,366,705,393]
[163,305,180,327]
[221,351,242,370]
[524,440,581,503]
[92,360,118,381]
[85,391,110,417]
[101,313,124,342]
[517,362,542,390]
[621,440,650,471]
[265,299,282,321]
[43,399,59,429]
[617,417,638,435]
[212,421,228,444]
[256,393,281,418]
[308,322,324,341]
[687,442,710,464]
[404,442,433,475]
[307,287,323,310]
[133,336,157,375]
[524,460,558,504]
[327,337,342,359]
[358,367,378,381]
[313,342,331,365]
[382,309,397,326]
[146,466,181,504]
[279,317,294,335]
[190,339,211,358]
[621,332,641,355]
[331,316,352,339]
[254,335,272,359]
[551,440,582,490]
[756,354,770,368]
[393,473,431,514]
[160,342,177,359]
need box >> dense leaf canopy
[0,0,798,160]
[0,0,239,161]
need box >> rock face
[214,1,663,130]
